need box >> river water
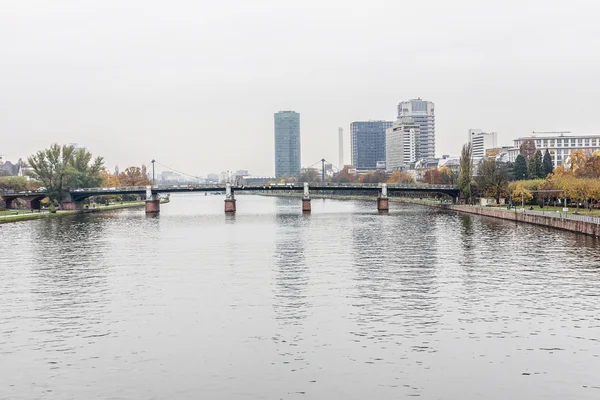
[1,195,600,399]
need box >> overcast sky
[2,0,600,176]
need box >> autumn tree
[387,170,414,184]
[423,168,441,184]
[476,159,510,204]
[519,139,537,159]
[332,166,356,183]
[100,169,121,187]
[358,171,387,184]
[118,166,152,187]
[438,166,456,185]
[511,183,534,205]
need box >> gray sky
[2,0,600,177]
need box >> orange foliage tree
[423,168,441,184]
[387,170,415,184]
[100,169,121,187]
[118,167,152,187]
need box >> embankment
[0,201,150,225]
[399,198,600,238]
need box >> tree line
[0,144,151,209]
[458,140,600,210]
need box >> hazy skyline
[2,0,600,177]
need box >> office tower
[397,99,435,160]
[469,129,498,159]
[386,117,419,171]
[274,111,301,178]
[350,120,393,170]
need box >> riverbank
[260,192,600,237]
[0,201,153,224]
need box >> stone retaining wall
[441,204,600,237]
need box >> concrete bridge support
[225,183,236,213]
[145,186,160,214]
[377,183,389,212]
[302,182,311,213]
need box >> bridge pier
[377,183,389,212]
[25,198,42,210]
[302,182,311,213]
[145,186,160,214]
[225,183,236,213]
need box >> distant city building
[469,129,498,159]
[511,132,600,167]
[386,117,418,171]
[397,99,435,160]
[351,120,392,170]
[274,111,301,178]
[207,173,219,183]
[338,127,344,168]
[243,177,276,186]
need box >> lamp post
[151,159,155,186]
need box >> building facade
[274,111,301,178]
[397,99,435,160]
[385,117,418,171]
[350,120,392,170]
[511,132,600,167]
[469,129,498,159]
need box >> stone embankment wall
[429,202,600,237]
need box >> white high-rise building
[469,130,498,159]
[397,99,435,160]
[338,127,344,168]
[386,117,418,171]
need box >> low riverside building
[511,132,600,167]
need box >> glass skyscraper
[351,120,393,170]
[274,111,301,178]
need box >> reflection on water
[1,195,600,399]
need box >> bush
[49,204,57,214]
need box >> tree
[476,159,510,204]
[332,166,356,183]
[438,166,456,185]
[100,169,121,188]
[358,171,387,184]
[68,148,104,188]
[28,144,104,206]
[542,149,553,177]
[520,139,537,159]
[423,168,441,184]
[511,183,533,205]
[458,143,474,203]
[513,154,527,180]
[299,168,321,183]
[0,176,37,192]
[118,167,152,187]
[528,150,544,179]
[387,170,414,184]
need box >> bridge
[1,183,460,213]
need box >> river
[1,194,600,399]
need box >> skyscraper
[385,117,418,171]
[350,120,392,170]
[397,99,435,160]
[274,111,301,178]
